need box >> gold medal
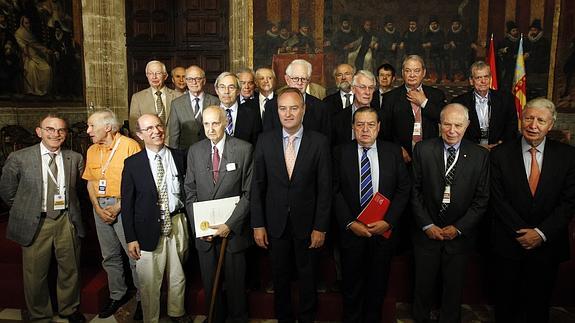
[200,221,210,231]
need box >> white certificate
[192,196,240,238]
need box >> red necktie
[528,147,540,195]
[212,146,220,184]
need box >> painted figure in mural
[561,38,575,98]
[292,21,316,54]
[254,21,282,68]
[14,15,52,96]
[330,15,357,67]
[400,16,424,58]
[524,19,550,99]
[377,16,401,73]
[348,19,378,73]
[445,16,476,81]
[48,21,81,97]
[497,21,521,93]
[423,16,445,84]
[0,11,20,95]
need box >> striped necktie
[360,147,373,210]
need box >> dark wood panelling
[488,0,506,43]
[516,0,531,33]
[126,0,228,102]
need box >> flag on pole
[512,34,526,120]
[486,34,498,90]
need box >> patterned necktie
[344,93,351,108]
[155,91,165,121]
[439,147,457,220]
[46,152,60,219]
[225,108,234,136]
[212,146,220,184]
[193,97,201,119]
[285,135,296,179]
[360,147,373,210]
[411,101,422,144]
[156,154,171,236]
[529,147,540,196]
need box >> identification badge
[54,194,66,210]
[226,163,236,171]
[413,122,422,136]
[442,185,451,204]
[98,179,107,195]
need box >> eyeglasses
[353,84,376,91]
[217,85,238,91]
[289,76,309,83]
[146,72,165,77]
[139,124,164,133]
[185,77,205,83]
[41,127,67,134]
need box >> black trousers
[494,254,559,323]
[268,222,319,323]
[340,231,394,323]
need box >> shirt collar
[283,125,304,140]
[211,135,226,154]
[221,101,238,112]
[340,90,352,98]
[40,142,61,156]
[190,91,205,100]
[474,90,490,102]
[357,141,377,151]
[443,141,461,151]
[521,136,546,153]
[146,146,167,161]
[405,84,423,92]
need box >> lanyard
[45,155,60,191]
[445,148,460,176]
[99,137,121,178]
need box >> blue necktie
[360,147,373,210]
[225,108,233,135]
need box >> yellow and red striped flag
[512,35,526,120]
[486,34,498,90]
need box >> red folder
[357,192,392,238]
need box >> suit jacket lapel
[453,141,468,186]
[468,94,481,137]
[535,139,556,199]
[212,136,230,197]
[273,130,290,182]
[61,150,71,191]
[349,143,360,206]
[33,146,43,195]
[291,130,310,182]
[512,140,533,198]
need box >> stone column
[229,0,253,71]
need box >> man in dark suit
[490,98,575,323]
[382,55,446,163]
[323,63,356,116]
[452,61,518,149]
[251,87,331,323]
[168,65,220,150]
[121,114,189,323]
[185,106,253,323]
[411,103,489,323]
[333,106,411,323]
[371,63,396,110]
[0,114,86,322]
[215,71,262,146]
[254,67,276,119]
[263,59,331,140]
[332,70,377,147]
[237,67,256,104]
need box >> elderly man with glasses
[129,60,183,141]
[167,65,220,150]
[262,59,331,141]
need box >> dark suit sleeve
[332,145,355,230]
[380,91,394,141]
[500,92,518,142]
[314,135,332,232]
[0,151,21,207]
[538,147,575,241]
[262,99,277,131]
[410,143,434,228]
[384,144,412,228]
[454,149,490,234]
[225,143,254,234]
[490,148,530,232]
[250,137,267,228]
[120,160,138,244]
[184,147,199,236]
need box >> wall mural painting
[0,0,84,105]
[254,0,480,93]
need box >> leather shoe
[99,298,125,318]
[133,301,143,321]
[60,311,86,323]
[170,314,191,323]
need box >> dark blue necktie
[360,147,373,210]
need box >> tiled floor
[2,300,575,323]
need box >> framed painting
[0,0,84,106]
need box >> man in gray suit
[185,106,253,323]
[129,60,183,139]
[168,65,219,150]
[0,114,86,323]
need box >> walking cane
[208,236,229,323]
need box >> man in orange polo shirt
[83,109,143,319]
